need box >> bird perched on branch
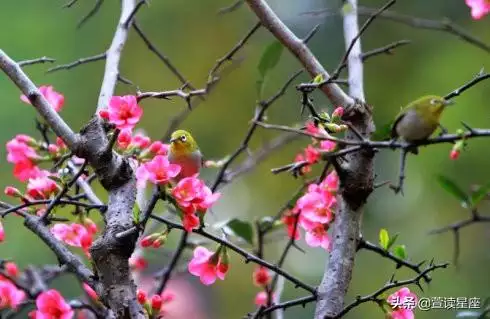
[391,95,453,142]
[168,130,203,181]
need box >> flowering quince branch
[328,262,448,319]
[47,53,107,74]
[357,238,432,281]
[149,214,317,294]
[17,56,55,67]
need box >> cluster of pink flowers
[136,155,181,188]
[140,231,168,248]
[137,289,174,319]
[171,176,221,232]
[0,262,25,310]
[29,289,73,319]
[188,246,229,285]
[51,220,98,257]
[387,287,418,319]
[282,171,339,251]
[465,0,490,19]
[117,131,168,159]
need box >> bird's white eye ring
[430,98,438,105]
[181,135,187,142]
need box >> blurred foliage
[0,0,489,318]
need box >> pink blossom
[188,246,227,285]
[149,141,168,155]
[183,213,200,232]
[294,153,311,174]
[137,156,180,186]
[450,149,460,160]
[0,280,25,309]
[31,289,73,319]
[465,0,490,19]
[21,85,65,112]
[99,95,142,130]
[0,221,4,242]
[300,218,331,251]
[296,191,335,224]
[254,291,275,306]
[131,133,151,149]
[387,287,418,319]
[129,255,148,271]
[281,211,301,240]
[137,289,147,304]
[13,160,46,182]
[51,223,90,248]
[171,176,220,214]
[304,145,320,164]
[305,121,320,135]
[332,106,344,119]
[4,262,19,278]
[319,140,336,152]
[27,177,60,200]
[6,135,38,164]
[117,129,132,149]
[253,266,271,287]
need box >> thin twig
[47,53,106,73]
[18,57,55,67]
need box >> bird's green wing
[390,111,406,139]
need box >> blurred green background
[0,0,489,318]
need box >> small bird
[168,130,203,181]
[391,95,453,142]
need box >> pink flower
[51,223,90,248]
[387,287,418,319]
[21,85,65,112]
[137,289,147,305]
[0,221,4,242]
[4,262,19,278]
[281,211,301,240]
[296,191,336,224]
[99,95,142,130]
[465,0,490,19]
[300,218,332,251]
[31,289,73,319]
[137,156,180,186]
[319,140,336,152]
[82,283,98,301]
[27,177,60,200]
[129,255,148,271]
[131,133,151,150]
[117,129,132,149]
[253,266,271,287]
[6,135,38,164]
[294,153,311,175]
[305,121,320,135]
[188,246,228,285]
[182,213,200,232]
[332,106,344,119]
[304,145,320,164]
[149,141,168,155]
[254,291,275,306]
[0,280,25,309]
[450,149,460,160]
[13,161,46,182]
[172,176,220,210]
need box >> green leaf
[258,41,284,78]
[437,175,469,208]
[313,74,324,84]
[393,245,407,259]
[379,228,389,250]
[214,218,254,246]
[386,233,399,250]
[470,182,490,208]
[132,206,140,225]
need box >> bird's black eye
[181,135,187,142]
[430,99,438,105]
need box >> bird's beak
[170,137,178,144]
[444,99,455,106]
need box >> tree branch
[244,0,354,106]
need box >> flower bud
[150,294,163,312]
[331,106,344,120]
[149,142,168,155]
[450,149,460,160]
[99,110,109,120]
[253,266,271,287]
[48,144,59,154]
[4,186,22,198]
[83,283,98,301]
[137,289,147,305]
[5,262,19,277]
